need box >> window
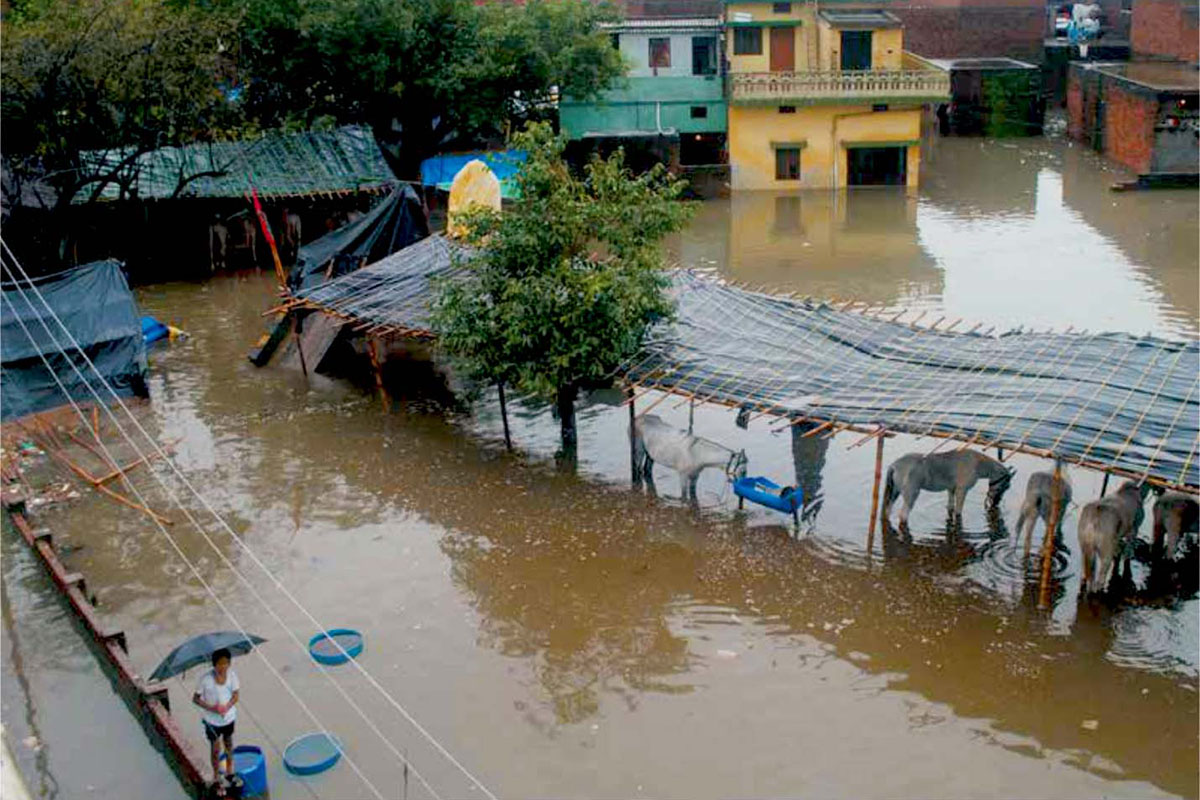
[872,103,889,112]
[611,33,620,50]
[733,27,762,55]
[690,106,708,119]
[649,38,671,69]
[775,147,801,180]
[778,105,796,114]
[692,36,717,76]
[773,2,792,12]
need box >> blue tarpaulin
[1,260,148,420]
[419,150,525,198]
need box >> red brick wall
[1067,70,1086,139]
[892,1,1046,61]
[1132,0,1200,62]
[1105,82,1157,173]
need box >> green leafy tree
[1,0,242,262]
[231,0,625,177]
[431,123,693,458]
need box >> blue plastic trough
[283,732,342,776]
[141,316,169,345]
[733,476,803,524]
[308,628,364,666]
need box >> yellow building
[724,4,950,190]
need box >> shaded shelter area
[285,250,1199,494]
[0,259,147,420]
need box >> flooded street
[4,136,1197,799]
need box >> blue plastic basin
[283,732,342,776]
[308,628,364,665]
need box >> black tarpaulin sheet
[1,260,148,420]
[289,184,430,292]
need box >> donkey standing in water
[632,414,748,502]
[1151,490,1198,562]
[1078,480,1151,595]
[881,449,1013,529]
[1014,470,1073,544]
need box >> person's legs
[204,723,225,795]
[221,727,235,780]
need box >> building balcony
[728,69,950,105]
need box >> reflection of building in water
[721,190,942,304]
[791,419,829,524]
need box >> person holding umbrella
[192,648,240,796]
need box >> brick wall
[1104,82,1157,173]
[1132,0,1200,62]
[892,2,1046,61]
[1066,68,1087,139]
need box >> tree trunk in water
[556,384,578,459]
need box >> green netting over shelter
[78,125,395,202]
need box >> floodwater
[4,136,1198,800]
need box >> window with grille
[775,147,801,180]
[733,28,762,55]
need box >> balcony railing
[729,70,950,104]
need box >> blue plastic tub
[733,476,803,516]
[231,745,268,797]
[284,732,342,776]
[308,628,364,665]
[141,316,169,345]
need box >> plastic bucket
[231,745,268,797]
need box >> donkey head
[726,449,749,480]
[986,465,1015,506]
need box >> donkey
[1151,490,1198,562]
[1077,480,1151,595]
[881,449,1013,529]
[1014,470,1073,544]
[631,414,747,502]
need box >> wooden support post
[866,433,886,555]
[1100,472,1110,497]
[366,337,389,413]
[293,315,309,379]
[1039,461,1064,608]
[498,383,513,452]
[688,397,695,435]
[627,385,638,484]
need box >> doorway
[847,146,906,186]
[692,37,717,76]
[770,27,795,72]
[840,30,872,70]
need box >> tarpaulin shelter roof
[1,260,148,420]
[289,184,430,293]
[78,126,395,202]
[286,255,1200,491]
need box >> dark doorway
[692,37,717,76]
[840,30,872,70]
[770,27,795,72]
[847,146,906,186]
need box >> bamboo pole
[627,384,638,483]
[866,431,886,555]
[498,383,513,452]
[1038,461,1064,608]
[366,337,389,413]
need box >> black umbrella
[149,631,266,682]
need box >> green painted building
[559,18,727,164]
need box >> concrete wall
[727,104,922,189]
[727,2,814,73]
[560,75,726,137]
[618,31,718,78]
[1131,0,1200,62]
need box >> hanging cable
[0,283,390,800]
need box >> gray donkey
[1015,470,1073,544]
[1152,490,1198,561]
[881,449,1014,528]
[1078,480,1151,595]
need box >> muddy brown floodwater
[4,136,1197,800]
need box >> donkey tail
[881,466,896,519]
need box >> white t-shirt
[194,668,239,726]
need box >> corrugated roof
[77,125,396,202]
[601,17,722,31]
